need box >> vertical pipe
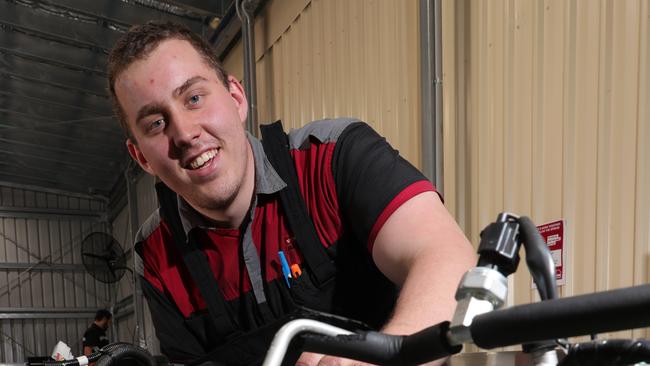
[420,0,445,194]
[125,166,146,349]
[237,0,259,136]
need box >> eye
[148,119,165,132]
[187,94,203,108]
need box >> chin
[194,185,240,211]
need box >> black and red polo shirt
[134,118,436,362]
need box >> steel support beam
[125,166,146,348]
[0,206,105,221]
[0,262,85,271]
[0,308,97,319]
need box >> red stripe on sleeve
[367,180,436,252]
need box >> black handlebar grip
[302,322,460,365]
[302,331,405,365]
[400,321,462,365]
[471,284,650,349]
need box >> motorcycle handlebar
[300,321,460,366]
[264,284,650,366]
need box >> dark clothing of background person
[82,323,109,352]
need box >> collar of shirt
[177,132,287,235]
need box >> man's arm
[307,192,475,366]
[373,192,475,366]
[373,191,476,336]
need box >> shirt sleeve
[332,122,436,252]
[82,328,100,348]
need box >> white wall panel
[223,0,423,167]
[443,0,650,341]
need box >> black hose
[559,339,650,366]
[95,343,155,366]
[43,343,155,366]
[518,216,558,300]
[471,284,650,349]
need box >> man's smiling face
[116,38,251,213]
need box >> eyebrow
[174,76,208,97]
[135,102,165,125]
[135,76,208,123]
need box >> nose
[168,112,201,148]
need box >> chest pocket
[294,236,398,330]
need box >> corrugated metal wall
[0,182,111,363]
[223,0,423,166]
[442,0,650,340]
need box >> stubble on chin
[193,183,240,212]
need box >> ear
[126,139,155,175]
[226,75,248,124]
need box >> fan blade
[82,252,112,260]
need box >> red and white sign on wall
[536,220,565,286]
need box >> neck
[190,143,255,229]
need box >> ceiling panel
[0,0,233,196]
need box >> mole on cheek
[149,79,155,85]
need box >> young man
[82,309,112,356]
[108,21,476,366]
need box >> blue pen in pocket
[278,250,292,288]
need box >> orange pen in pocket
[290,264,302,278]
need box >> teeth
[189,149,217,170]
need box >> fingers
[295,352,371,366]
[295,352,324,366]
[318,355,373,366]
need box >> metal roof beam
[0,263,86,271]
[0,20,110,54]
[0,29,107,72]
[0,111,123,140]
[0,90,110,116]
[0,52,108,97]
[0,1,121,52]
[7,0,132,32]
[0,136,119,162]
[0,47,106,77]
[0,147,119,171]
[0,119,123,149]
[0,171,116,196]
[0,63,107,98]
[0,95,112,125]
[0,308,97,319]
[0,206,105,221]
[0,160,118,186]
[53,0,208,33]
[171,0,231,16]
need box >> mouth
[186,148,219,170]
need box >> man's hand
[295,351,448,366]
[295,352,373,366]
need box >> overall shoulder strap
[155,182,237,337]
[260,121,337,287]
